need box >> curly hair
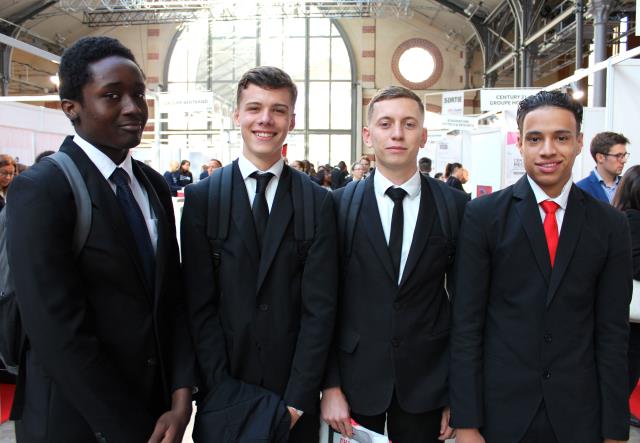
[58,36,141,103]
[516,90,583,135]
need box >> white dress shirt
[526,175,572,234]
[374,169,421,284]
[73,134,158,252]
[237,154,284,212]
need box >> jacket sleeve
[6,170,156,442]
[596,210,632,440]
[283,189,338,414]
[181,182,231,394]
[449,199,491,429]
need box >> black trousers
[351,393,442,443]
[519,401,559,443]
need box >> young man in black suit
[450,90,631,443]
[6,37,194,443]
[321,86,466,443]
[181,66,337,442]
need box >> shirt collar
[238,153,284,180]
[593,167,621,186]
[374,169,421,200]
[526,174,572,210]
[73,133,134,182]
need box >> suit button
[393,302,401,310]
[391,339,400,348]
[544,333,552,343]
[543,370,551,379]
[258,304,269,312]
[147,357,157,366]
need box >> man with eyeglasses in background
[577,131,631,204]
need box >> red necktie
[540,200,560,267]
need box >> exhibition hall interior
[0,0,638,442]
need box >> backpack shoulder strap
[207,164,233,241]
[426,177,459,256]
[44,152,91,257]
[292,170,314,243]
[339,179,365,259]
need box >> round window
[391,38,443,89]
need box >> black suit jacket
[181,161,337,415]
[325,172,468,415]
[6,137,194,443]
[450,175,631,442]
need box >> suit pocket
[339,330,360,354]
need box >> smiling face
[61,56,148,165]
[234,84,295,168]
[518,106,583,197]
[363,97,426,179]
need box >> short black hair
[418,157,432,173]
[236,66,297,107]
[59,36,140,103]
[368,85,424,123]
[516,90,583,135]
[590,131,630,161]
[35,150,55,163]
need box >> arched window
[165,16,355,168]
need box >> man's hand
[287,406,302,429]
[438,407,455,440]
[455,428,485,443]
[321,387,353,437]
[148,387,192,443]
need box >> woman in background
[0,154,17,212]
[613,164,640,426]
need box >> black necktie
[386,186,407,283]
[110,167,155,288]
[250,171,274,250]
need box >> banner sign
[480,89,541,112]
[159,92,213,112]
[441,91,464,116]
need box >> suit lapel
[60,138,150,293]
[513,176,552,285]
[132,160,166,299]
[546,185,585,305]
[256,166,293,292]
[399,175,436,288]
[361,174,396,284]
[230,161,260,264]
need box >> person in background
[418,157,432,177]
[613,165,640,426]
[577,131,630,204]
[163,160,181,197]
[360,156,372,177]
[0,154,17,212]
[207,159,222,176]
[434,172,445,182]
[291,160,304,172]
[331,161,348,190]
[198,164,208,181]
[178,160,193,187]
[445,162,464,192]
[343,162,365,185]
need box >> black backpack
[338,175,461,265]
[205,163,315,272]
[0,152,92,375]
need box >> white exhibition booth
[421,51,640,199]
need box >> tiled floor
[0,420,639,443]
